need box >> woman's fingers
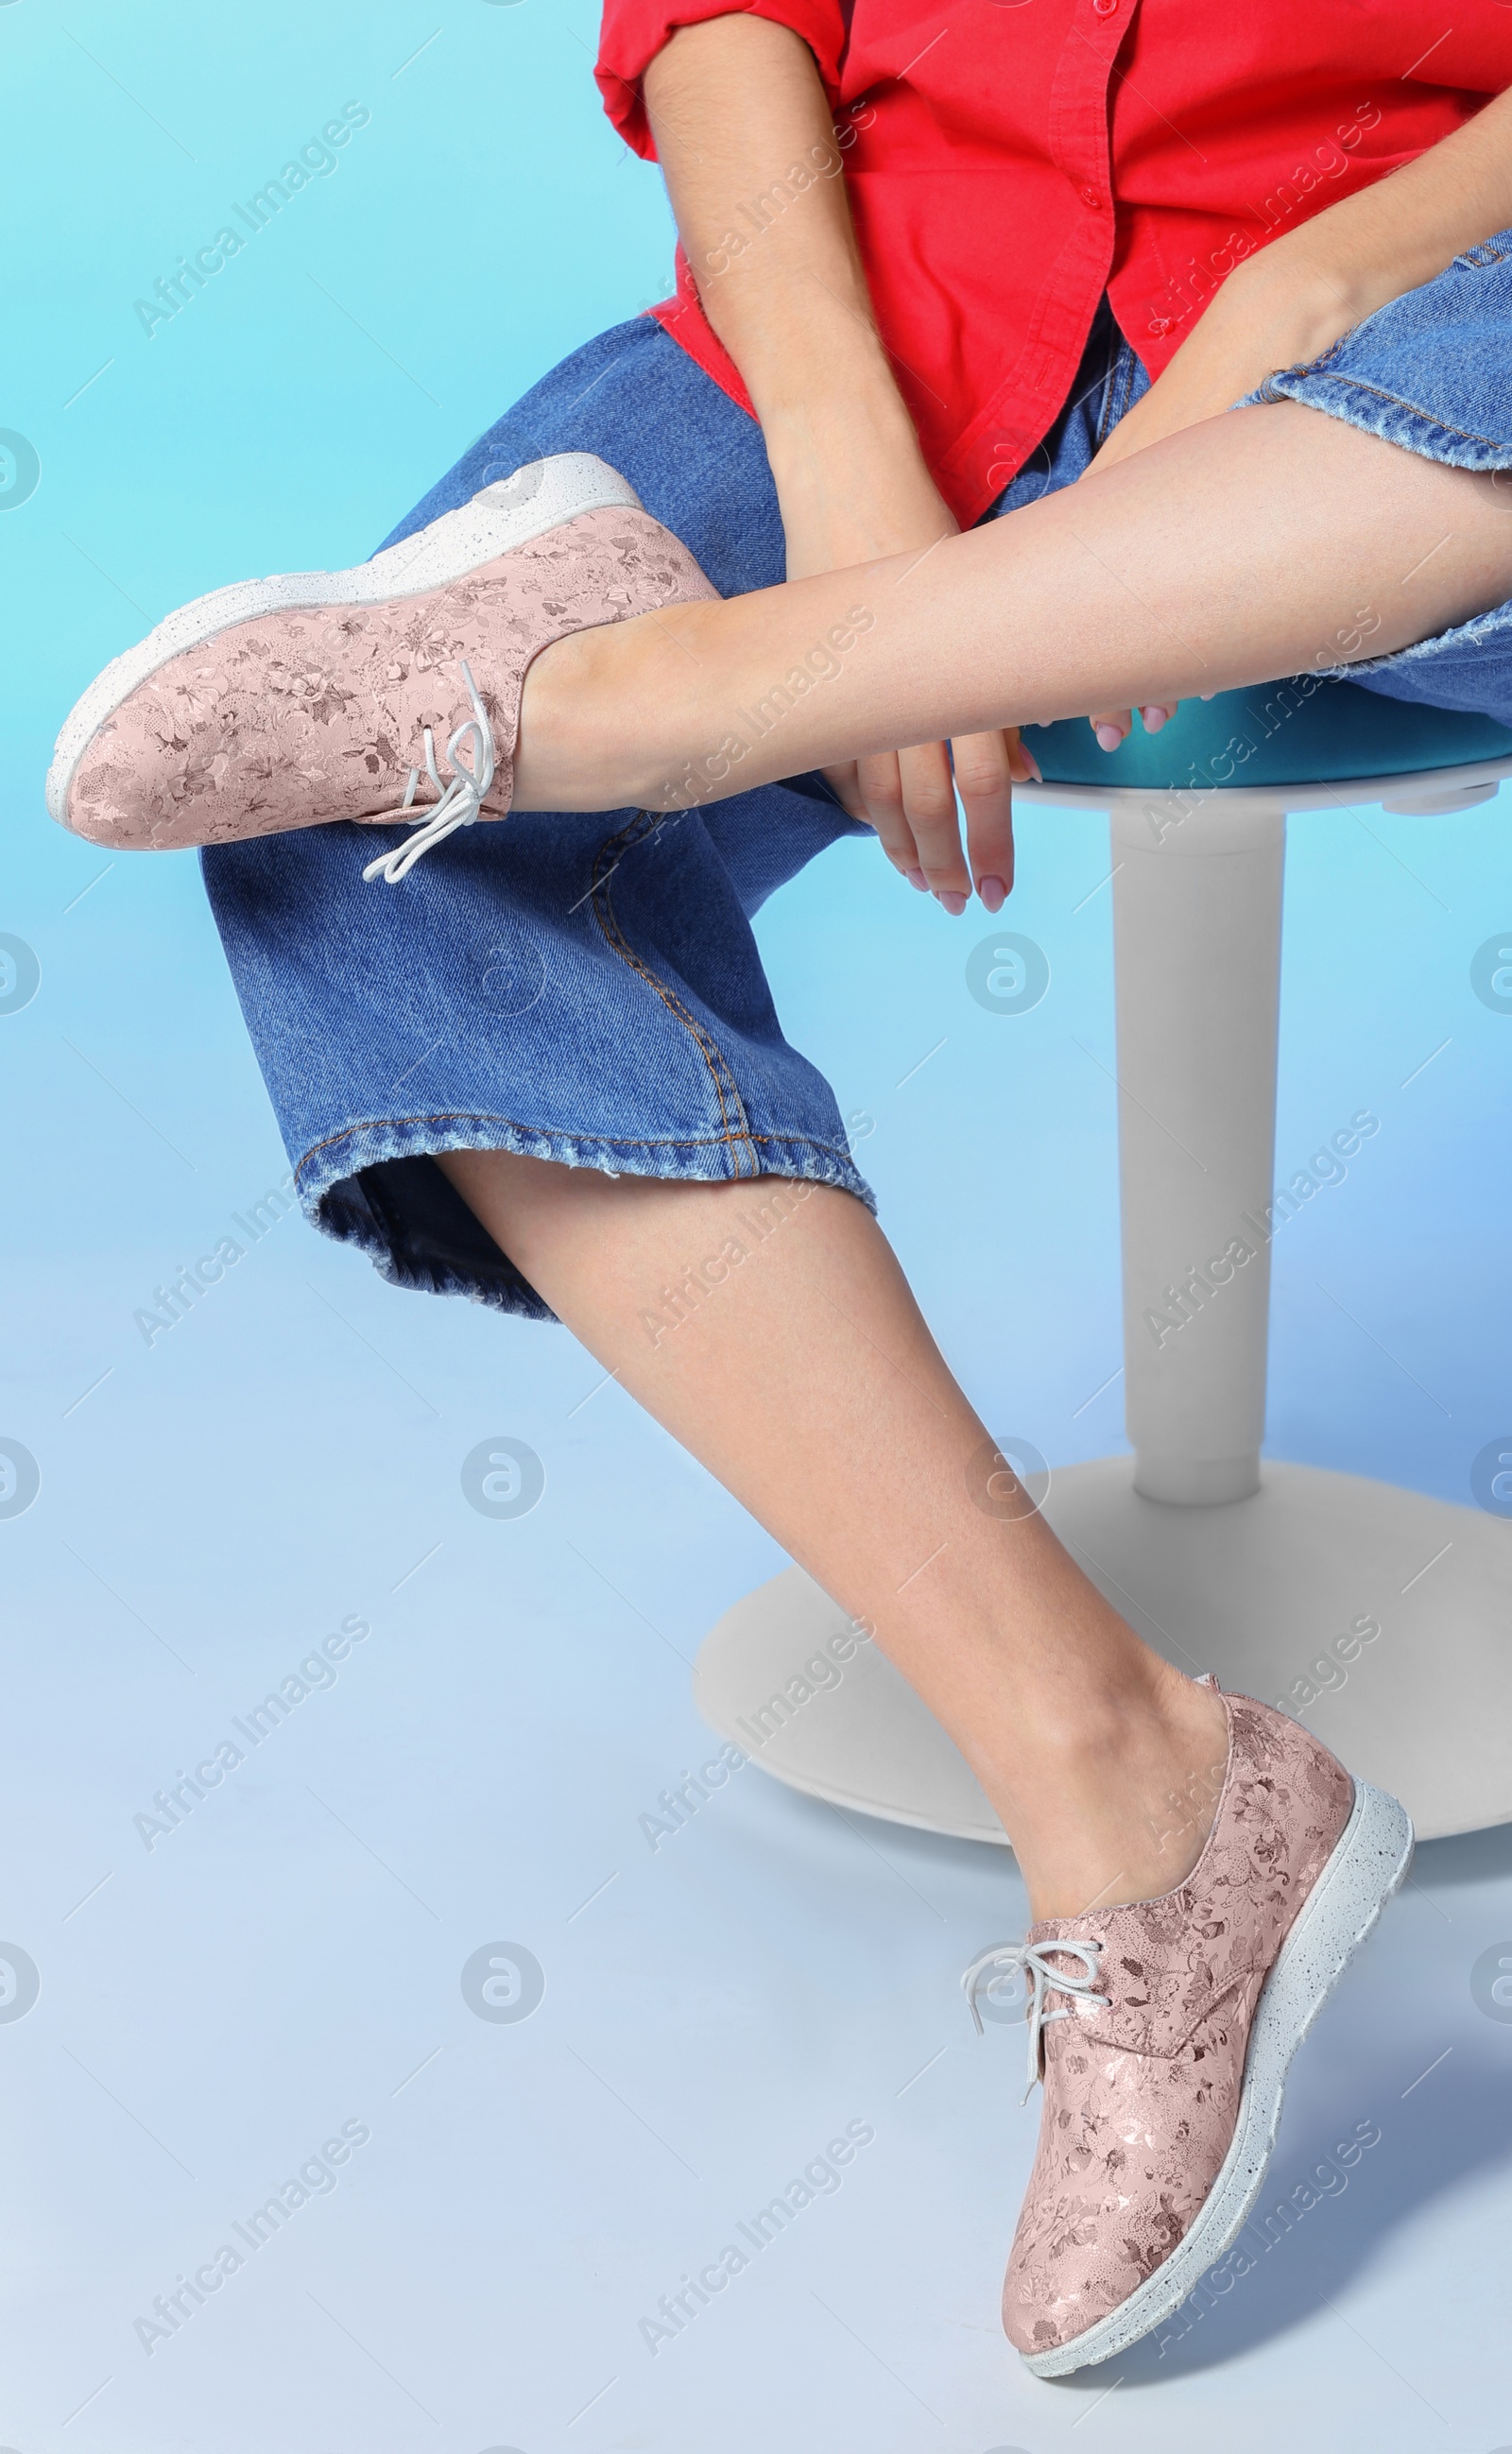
[904,743,971,904]
[892,742,972,905]
[852,748,927,882]
[1089,703,1180,748]
[855,728,1040,911]
[954,727,1021,912]
[855,743,968,902]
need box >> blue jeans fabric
[202,318,873,1320]
[202,268,1512,1316]
[1247,230,1512,718]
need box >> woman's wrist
[1221,242,1373,373]
[757,351,934,489]
[764,412,952,575]
[1090,248,1369,476]
[742,317,909,438]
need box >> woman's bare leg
[445,401,1508,1908]
[515,402,1512,898]
[438,1152,1228,1922]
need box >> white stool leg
[1111,794,1285,1504]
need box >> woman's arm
[516,401,1512,885]
[1081,80,1512,746]
[644,16,915,506]
[644,14,1026,910]
[1094,81,1512,477]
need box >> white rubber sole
[1022,1776,1415,2377]
[44,451,642,825]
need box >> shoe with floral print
[962,1679,1413,2375]
[46,453,717,882]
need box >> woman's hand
[1071,62,1512,751]
[644,12,1030,912]
[768,400,1035,910]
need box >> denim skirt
[201,249,1512,1318]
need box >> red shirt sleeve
[595,0,848,157]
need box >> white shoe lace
[961,1936,1108,2103]
[362,660,498,885]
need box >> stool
[693,678,1512,1845]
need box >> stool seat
[1025,673,1512,790]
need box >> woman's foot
[46,454,715,875]
[965,1686,1414,2373]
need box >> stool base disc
[692,1459,1512,1845]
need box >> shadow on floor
[1415,1821,1512,1891]
[1042,2045,1512,2393]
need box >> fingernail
[936,890,968,917]
[1023,750,1042,782]
[977,875,1005,913]
[905,867,929,891]
[1142,704,1173,733]
[1094,723,1124,752]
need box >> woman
[45,8,1512,2370]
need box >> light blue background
[3,5,1510,2449]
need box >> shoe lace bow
[362,660,497,885]
[961,1936,1108,2103]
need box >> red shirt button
[1079,185,1103,208]
[1093,0,1119,14]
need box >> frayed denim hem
[1235,356,1512,719]
[1245,368,1512,473]
[1322,594,1512,705]
[293,1111,877,1321]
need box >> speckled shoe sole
[44,453,644,834]
[1021,1776,1414,2377]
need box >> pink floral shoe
[45,454,717,883]
[963,1680,1413,2375]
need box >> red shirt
[596,0,1512,524]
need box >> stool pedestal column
[1111,794,1284,1505]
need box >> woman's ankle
[998,1672,1231,1921]
[513,621,645,811]
[515,598,759,815]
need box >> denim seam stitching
[588,811,761,1177]
[1264,369,1512,456]
[294,1117,850,1189]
